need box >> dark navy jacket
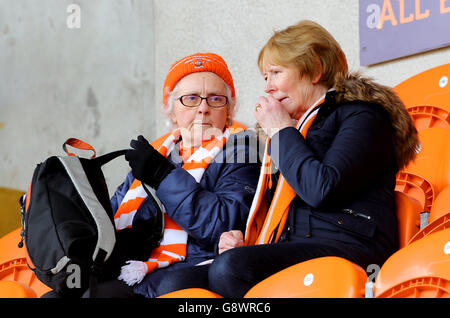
[268,91,399,268]
[110,130,261,297]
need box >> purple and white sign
[359,0,450,65]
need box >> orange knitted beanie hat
[162,53,235,107]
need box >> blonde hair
[258,20,348,88]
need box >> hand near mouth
[254,95,294,138]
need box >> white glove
[117,260,148,286]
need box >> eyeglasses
[177,95,228,108]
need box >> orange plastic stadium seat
[407,106,450,130]
[394,191,422,248]
[407,105,450,131]
[408,213,450,246]
[407,185,450,245]
[0,281,37,298]
[374,229,450,298]
[430,185,450,222]
[404,128,450,196]
[395,171,434,215]
[0,228,51,297]
[243,257,367,298]
[394,63,450,110]
[157,288,223,298]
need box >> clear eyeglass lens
[207,96,227,107]
[181,95,200,106]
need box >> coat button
[338,220,344,225]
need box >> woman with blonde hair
[205,20,420,297]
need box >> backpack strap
[58,155,116,262]
[141,183,165,243]
[91,149,127,167]
[60,139,130,298]
[63,138,97,159]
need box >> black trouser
[157,241,378,298]
[156,264,211,297]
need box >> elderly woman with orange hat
[96,53,260,298]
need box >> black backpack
[19,138,164,297]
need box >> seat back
[0,228,51,297]
[244,257,367,298]
[407,186,450,245]
[0,281,37,298]
[407,105,450,131]
[404,128,450,196]
[395,171,434,214]
[408,213,450,246]
[394,191,422,248]
[430,185,450,222]
[374,229,450,298]
[394,63,450,110]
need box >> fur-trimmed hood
[334,72,419,170]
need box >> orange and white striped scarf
[115,128,231,285]
[245,92,330,245]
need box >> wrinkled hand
[254,95,294,137]
[125,135,175,189]
[218,230,244,254]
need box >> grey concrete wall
[1,0,449,193]
[0,0,155,192]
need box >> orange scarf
[114,128,230,285]
[245,94,328,245]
